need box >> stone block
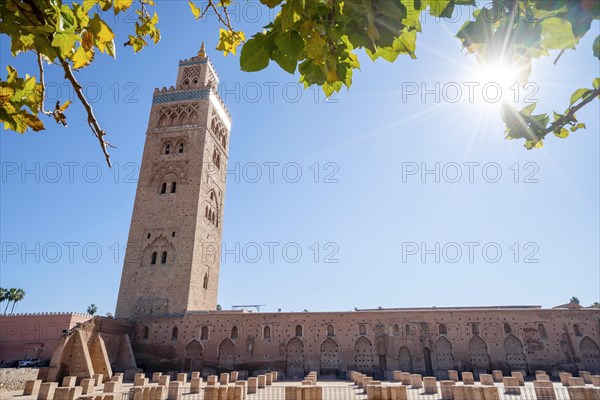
[423,377,437,394]
[482,386,500,400]
[533,380,557,400]
[266,373,273,386]
[152,372,163,383]
[54,386,82,400]
[159,375,170,387]
[80,379,95,395]
[479,374,494,385]
[400,373,411,385]
[560,372,573,386]
[569,377,586,387]
[440,381,455,399]
[134,377,149,387]
[207,375,218,386]
[24,380,42,396]
[92,374,103,386]
[536,373,550,381]
[205,386,219,400]
[167,381,182,400]
[592,375,600,387]
[176,373,187,385]
[392,371,403,382]
[462,372,474,385]
[510,372,525,386]
[217,386,228,400]
[230,371,238,382]
[62,376,77,388]
[491,371,503,383]
[103,381,120,393]
[448,370,459,382]
[190,378,202,394]
[410,374,422,389]
[219,373,229,385]
[247,378,258,394]
[503,377,520,395]
[580,372,593,385]
[37,382,58,400]
[390,385,408,400]
[257,375,266,389]
[191,372,200,379]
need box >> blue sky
[1,2,599,315]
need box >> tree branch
[36,53,53,116]
[541,87,600,138]
[58,56,114,167]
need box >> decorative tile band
[179,58,208,66]
[153,89,210,104]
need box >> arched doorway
[435,337,455,371]
[504,335,528,372]
[423,347,433,376]
[319,337,339,376]
[218,338,235,371]
[354,337,374,374]
[184,340,203,371]
[398,346,413,372]
[580,336,600,373]
[286,337,304,378]
[469,336,491,372]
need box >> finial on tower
[198,41,206,58]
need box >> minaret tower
[115,44,230,319]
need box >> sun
[469,58,529,106]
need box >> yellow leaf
[188,1,201,19]
[72,46,95,69]
[113,0,133,13]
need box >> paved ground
[5,379,596,400]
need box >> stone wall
[0,368,39,391]
[127,306,600,378]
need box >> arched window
[405,324,411,336]
[192,78,198,85]
[201,326,209,340]
[263,326,271,340]
[161,251,167,264]
[472,323,480,335]
[439,324,447,335]
[160,183,167,194]
[295,325,303,337]
[165,144,171,154]
[504,323,512,334]
[359,324,367,336]
[171,327,178,341]
[231,326,239,340]
[183,79,189,86]
[393,324,400,336]
[327,324,335,337]
[150,252,157,265]
[171,182,177,193]
[143,326,149,339]
[574,324,582,337]
[203,274,209,289]
[538,324,548,340]
[179,143,184,153]
[158,115,167,128]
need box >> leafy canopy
[1,0,599,164]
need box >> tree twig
[58,56,114,167]
[36,53,53,116]
[541,87,600,138]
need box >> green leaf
[593,78,600,90]
[554,128,569,138]
[540,17,578,50]
[520,103,537,117]
[594,35,600,59]
[51,32,79,57]
[274,30,304,60]
[569,88,591,105]
[240,34,271,72]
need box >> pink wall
[0,313,91,364]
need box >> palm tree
[10,289,25,314]
[3,288,18,314]
[87,304,98,316]
[0,288,8,312]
